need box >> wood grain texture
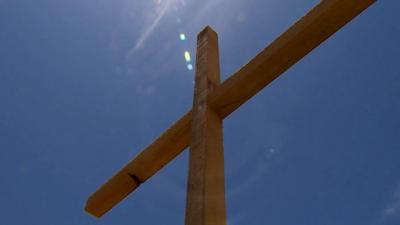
[184,27,226,225]
[85,0,376,218]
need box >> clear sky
[1,0,399,224]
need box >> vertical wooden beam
[185,26,226,225]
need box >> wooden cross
[85,0,376,223]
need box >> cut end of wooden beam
[199,25,217,39]
[85,172,141,218]
[85,199,102,218]
[202,25,216,32]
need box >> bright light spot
[180,33,186,41]
[187,64,193,71]
[184,51,191,62]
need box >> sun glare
[184,51,191,63]
[180,33,186,41]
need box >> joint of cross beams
[128,173,143,185]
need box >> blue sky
[1,0,400,224]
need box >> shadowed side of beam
[85,0,376,218]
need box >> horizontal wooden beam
[85,0,376,218]
[208,0,376,118]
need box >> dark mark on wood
[128,173,142,185]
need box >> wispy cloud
[383,184,400,217]
[227,146,279,198]
[135,84,157,96]
[191,0,226,24]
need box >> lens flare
[184,51,191,62]
[180,33,186,41]
[187,64,193,71]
